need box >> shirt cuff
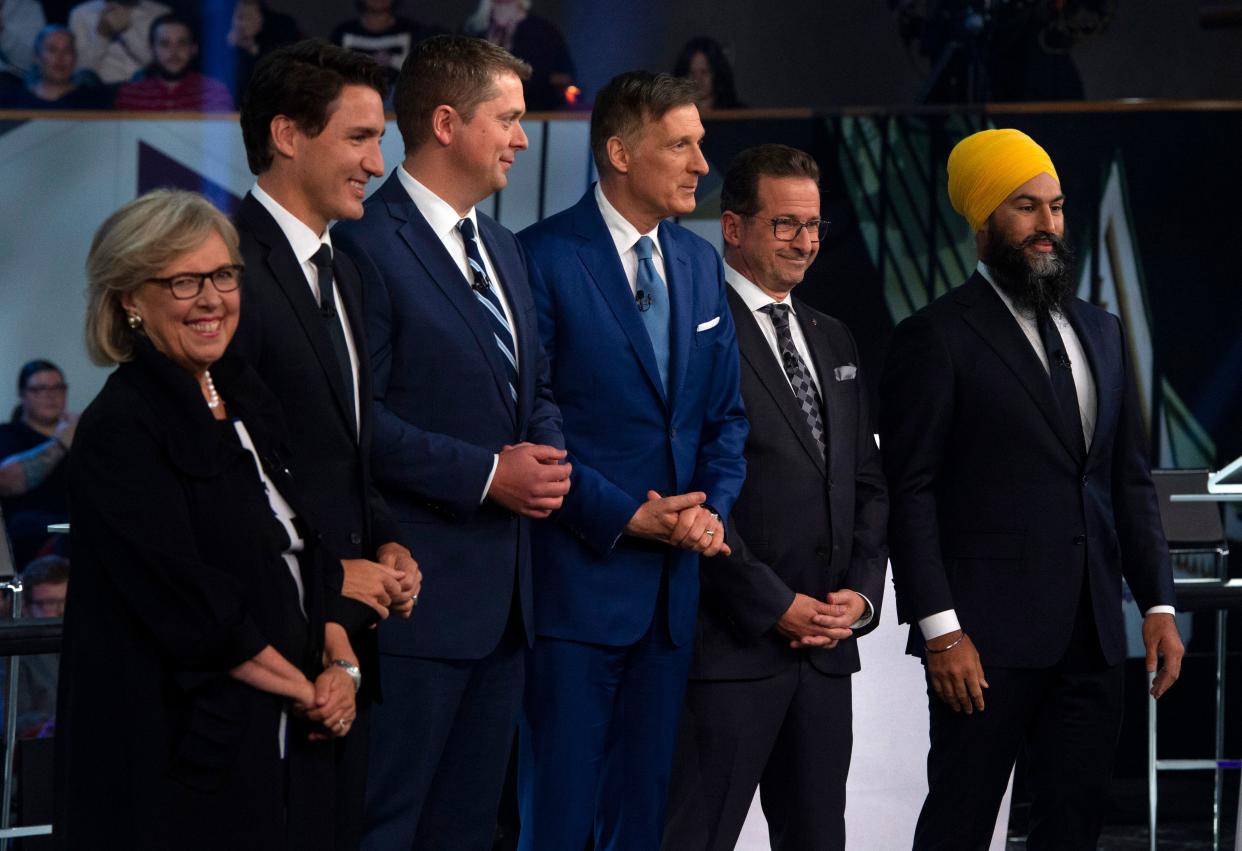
[480,454,499,504]
[849,593,875,630]
[918,609,961,642]
[1145,605,1176,616]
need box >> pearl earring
[126,312,143,329]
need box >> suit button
[1082,475,1088,486]
[350,532,362,545]
[1073,534,1086,545]
[816,546,829,557]
[669,428,677,439]
[827,478,834,490]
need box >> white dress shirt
[918,262,1173,642]
[250,183,362,434]
[725,263,873,630]
[724,262,823,394]
[396,166,520,500]
[595,182,667,295]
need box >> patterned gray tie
[761,303,826,461]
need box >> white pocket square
[695,316,721,332]
[834,364,857,381]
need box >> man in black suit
[229,40,421,849]
[663,144,888,851]
[879,128,1184,850]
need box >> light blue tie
[634,235,670,393]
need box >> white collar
[594,182,663,260]
[250,182,331,266]
[725,261,798,316]
[397,166,479,241]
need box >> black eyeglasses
[147,264,244,300]
[748,216,830,242]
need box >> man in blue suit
[517,71,749,850]
[332,35,569,851]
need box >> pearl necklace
[203,370,220,410]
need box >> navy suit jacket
[333,172,563,661]
[879,273,1176,668]
[519,189,748,648]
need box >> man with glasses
[662,144,888,851]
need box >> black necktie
[760,303,826,462]
[1037,310,1085,457]
[310,244,357,438]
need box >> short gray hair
[85,190,240,366]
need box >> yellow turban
[947,129,1059,232]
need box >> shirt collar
[724,260,797,316]
[594,182,663,261]
[250,182,331,266]
[397,165,478,241]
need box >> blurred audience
[115,13,233,111]
[0,0,45,74]
[464,0,573,111]
[2,556,71,738]
[0,360,74,570]
[331,0,433,91]
[673,35,745,110]
[0,25,108,108]
[224,0,300,101]
[67,0,169,85]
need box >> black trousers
[663,658,853,851]
[912,585,1125,851]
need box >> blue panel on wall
[541,119,593,218]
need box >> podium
[1149,470,1239,851]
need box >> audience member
[67,0,170,85]
[0,25,108,108]
[0,0,45,74]
[673,36,745,111]
[330,0,433,90]
[223,0,300,101]
[114,13,233,111]
[3,555,70,738]
[0,360,73,570]
[464,0,573,111]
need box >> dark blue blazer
[519,189,748,648]
[879,273,1176,667]
[333,172,563,661]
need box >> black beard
[981,222,1077,317]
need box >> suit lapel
[728,288,825,474]
[660,223,692,412]
[959,274,1083,461]
[382,177,517,424]
[572,196,667,406]
[240,194,357,441]
[1065,301,1117,465]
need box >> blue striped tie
[457,218,518,403]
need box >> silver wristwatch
[330,659,361,693]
